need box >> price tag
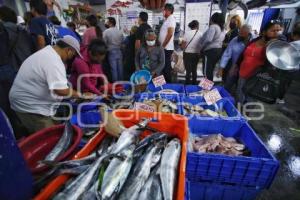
[152,75,166,88]
[199,78,214,91]
[134,102,155,112]
[204,88,222,105]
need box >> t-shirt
[82,27,97,47]
[9,45,68,116]
[103,27,124,51]
[239,42,266,79]
[159,15,176,51]
[29,16,58,46]
[135,23,152,43]
[183,29,202,53]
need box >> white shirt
[159,15,176,51]
[103,27,124,51]
[183,29,202,53]
[9,46,68,116]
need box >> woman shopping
[181,20,202,85]
[135,30,165,77]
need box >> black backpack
[3,22,35,71]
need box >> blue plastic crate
[69,97,103,113]
[185,85,235,104]
[186,119,279,189]
[185,180,262,200]
[147,83,185,94]
[136,93,182,114]
[70,111,102,128]
[180,96,242,120]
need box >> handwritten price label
[204,88,222,105]
[152,75,166,88]
[134,102,155,112]
[199,78,214,91]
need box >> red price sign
[199,78,214,91]
[134,102,155,112]
[204,88,222,105]
[152,75,166,88]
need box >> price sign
[204,88,222,105]
[199,78,214,91]
[134,102,155,112]
[152,75,166,88]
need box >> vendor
[9,36,84,133]
[69,39,109,95]
[135,30,165,77]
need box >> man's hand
[229,65,239,77]
[216,68,223,78]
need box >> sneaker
[276,98,285,104]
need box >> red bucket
[18,124,83,175]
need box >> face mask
[229,22,237,30]
[278,31,283,35]
[146,40,156,46]
[105,24,109,29]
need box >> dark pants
[202,48,223,81]
[163,50,173,83]
[183,52,200,85]
[277,70,292,99]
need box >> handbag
[242,66,280,104]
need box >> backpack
[4,23,35,71]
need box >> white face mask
[278,31,283,35]
[146,40,156,46]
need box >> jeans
[236,77,247,104]
[202,48,223,81]
[183,52,200,85]
[109,49,123,82]
[163,50,173,83]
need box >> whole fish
[81,179,100,200]
[150,174,163,200]
[110,118,150,155]
[100,145,135,200]
[160,138,181,200]
[135,132,168,152]
[138,166,162,200]
[44,121,73,161]
[53,154,107,200]
[118,143,161,200]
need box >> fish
[44,121,73,161]
[81,180,100,200]
[118,143,162,200]
[110,118,150,155]
[135,132,169,153]
[160,138,181,200]
[58,165,90,175]
[192,134,247,156]
[53,154,107,200]
[138,165,162,200]
[100,145,135,200]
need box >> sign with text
[199,78,214,91]
[204,88,222,105]
[134,102,155,112]
[152,75,166,88]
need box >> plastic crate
[136,93,182,114]
[35,110,188,200]
[70,111,101,128]
[147,83,185,94]
[186,119,279,189]
[180,96,242,120]
[69,98,103,113]
[185,180,262,200]
[185,85,235,104]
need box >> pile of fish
[43,119,181,200]
[101,97,135,110]
[141,98,179,114]
[182,103,227,117]
[192,134,249,156]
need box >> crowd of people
[0,0,299,136]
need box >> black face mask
[105,24,109,29]
[229,22,237,30]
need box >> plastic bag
[172,51,185,74]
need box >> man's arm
[36,35,46,50]
[135,39,141,51]
[162,27,174,48]
[54,88,80,98]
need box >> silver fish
[118,144,160,200]
[53,154,107,200]
[81,180,100,200]
[58,165,90,175]
[160,138,181,200]
[44,121,73,161]
[138,166,162,200]
[150,174,163,200]
[110,118,150,155]
[100,145,135,200]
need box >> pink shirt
[82,27,97,47]
[69,48,105,95]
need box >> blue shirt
[55,25,80,42]
[220,36,247,69]
[29,16,58,46]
